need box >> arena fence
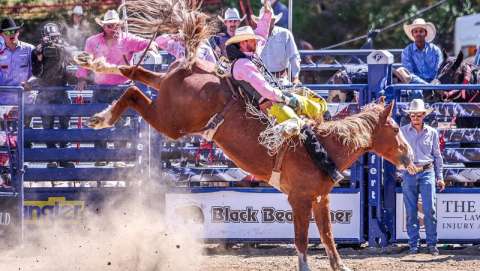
[1,50,479,247]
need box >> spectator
[76,9,154,167]
[30,22,75,168]
[401,18,443,99]
[62,5,93,51]
[400,99,445,255]
[0,17,34,86]
[210,8,245,57]
[266,0,288,29]
[0,17,35,139]
[254,6,300,85]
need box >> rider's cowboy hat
[0,17,23,32]
[69,5,84,16]
[225,26,263,45]
[95,10,122,26]
[404,99,434,115]
[218,8,246,23]
[403,18,436,43]
[252,5,283,25]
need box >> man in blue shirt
[401,18,443,99]
[0,17,34,86]
[400,99,445,256]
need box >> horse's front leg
[289,195,313,271]
[313,195,351,271]
[89,86,153,129]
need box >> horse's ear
[381,100,395,122]
[442,48,448,63]
[378,96,386,105]
[453,51,464,71]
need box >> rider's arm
[155,34,186,60]
[254,7,272,40]
[232,58,282,102]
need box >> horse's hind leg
[89,86,153,129]
[288,195,313,271]
[312,195,351,271]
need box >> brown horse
[81,1,414,270]
[84,59,413,271]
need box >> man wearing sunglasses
[400,99,445,256]
[76,10,156,167]
[0,17,34,86]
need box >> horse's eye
[393,127,399,133]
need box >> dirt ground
[2,243,479,271]
[200,244,480,271]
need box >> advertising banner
[0,195,21,246]
[165,191,361,240]
[396,193,480,240]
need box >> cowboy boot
[301,125,344,182]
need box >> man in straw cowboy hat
[254,0,300,86]
[225,1,343,182]
[400,98,445,255]
[401,18,443,98]
[210,8,246,56]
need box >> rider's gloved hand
[281,93,300,110]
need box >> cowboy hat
[70,5,84,16]
[95,10,122,26]
[0,17,23,32]
[403,99,433,115]
[403,18,436,43]
[217,8,246,23]
[225,26,263,45]
[252,7,283,25]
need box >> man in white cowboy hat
[210,8,246,56]
[76,9,156,167]
[62,5,93,50]
[400,98,445,255]
[401,18,443,97]
[254,0,300,85]
[225,1,343,182]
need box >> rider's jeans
[402,169,438,248]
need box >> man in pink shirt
[76,10,152,89]
[76,9,153,167]
[225,1,343,182]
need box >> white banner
[396,193,480,240]
[165,191,361,240]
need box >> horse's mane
[314,103,383,152]
[122,0,216,69]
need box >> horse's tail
[122,0,216,69]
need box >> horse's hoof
[339,265,352,271]
[88,115,111,129]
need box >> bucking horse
[76,1,415,270]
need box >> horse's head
[370,98,414,170]
[436,50,464,84]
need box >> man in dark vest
[224,1,343,182]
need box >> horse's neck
[212,102,274,180]
[321,135,367,171]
